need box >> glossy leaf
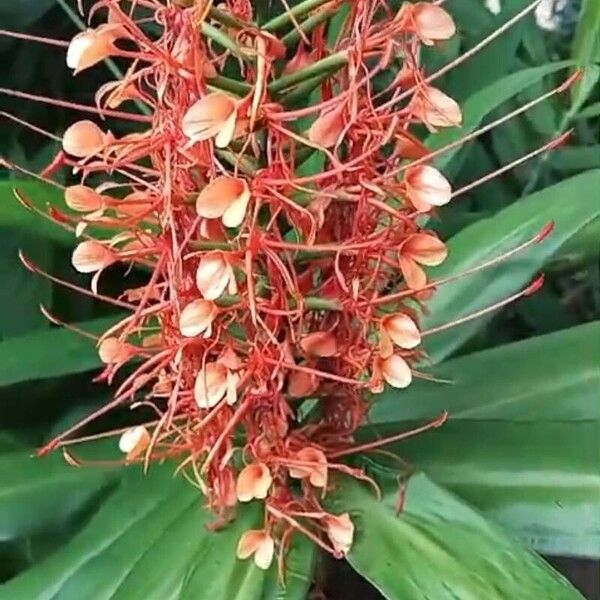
[0,457,315,600]
[328,473,583,600]
[422,170,600,362]
[429,61,572,176]
[366,324,600,557]
[0,316,121,387]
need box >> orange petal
[299,331,338,357]
[382,313,421,349]
[287,370,319,398]
[118,425,150,460]
[182,92,237,146]
[98,337,132,364]
[399,256,427,290]
[72,240,116,273]
[65,185,105,213]
[66,27,118,73]
[308,105,345,148]
[405,165,451,212]
[380,354,412,389]
[237,530,275,570]
[410,86,462,129]
[196,252,232,300]
[395,129,429,160]
[288,447,328,487]
[411,3,456,45]
[196,176,250,227]
[401,233,448,266]
[194,362,228,408]
[236,463,272,502]
[324,513,354,556]
[63,120,106,158]
[179,299,217,337]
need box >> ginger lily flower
[378,354,412,389]
[380,313,421,358]
[194,361,239,409]
[308,105,345,148]
[71,241,117,274]
[65,185,105,213]
[398,233,448,289]
[236,463,273,502]
[66,25,123,74]
[299,331,338,357]
[323,513,354,557]
[236,529,275,570]
[288,447,328,488]
[196,252,237,300]
[407,3,456,46]
[196,176,251,228]
[405,164,452,212]
[118,425,151,461]
[287,370,319,398]
[182,92,238,148]
[409,85,462,129]
[179,299,218,338]
[98,337,134,364]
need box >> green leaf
[0,180,73,246]
[0,1,55,28]
[328,473,583,600]
[0,459,315,600]
[422,170,600,362]
[367,323,600,557]
[429,61,572,177]
[572,0,600,67]
[0,316,121,387]
[0,447,116,542]
[548,146,600,172]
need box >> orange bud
[65,185,105,213]
[379,354,412,389]
[118,425,151,460]
[196,252,236,300]
[66,26,121,74]
[381,313,421,350]
[308,105,345,148]
[72,240,116,273]
[63,120,107,158]
[98,337,133,364]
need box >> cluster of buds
[4,0,562,573]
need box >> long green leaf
[429,61,571,176]
[0,316,121,387]
[422,170,600,363]
[328,473,583,600]
[0,459,314,600]
[366,324,600,557]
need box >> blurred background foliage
[0,0,598,598]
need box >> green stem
[217,294,341,311]
[208,75,252,96]
[262,0,333,32]
[208,6,252,30]
[282,6,336,47]
[279,72,332,105]
[268,51,348,93]
[201,22,253,63]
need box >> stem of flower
[262,0,334,32]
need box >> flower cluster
[7,0,556,573]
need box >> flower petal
[411,3,456,45]
[118,425,150,460]
[236,463,272,502]
[380,354,412,389]
[405,165,452,212]
[382,313,421,349]
[179,299,217,337]
[308,105,345,148]
[72,240,116,273]
[300,331,338,358]
[194,362,228,409]
[63,120,106,158]
[196,252,231,300]
[402,233,448,266]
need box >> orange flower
[398,233,447,289]
[287,370,319,398]
[236,463,272,502]
[65,185,105,213]
[66,25,123,74]
[236,529,275,570]
[408,3,456,46]
[196,252,237,300]
[409,85,462,129]
[404,164,452,212]
[380,313,421,358]
[179,299,218,338]
[323,513,354,556]
[118,425,151,461]
[182,92,238,148]
[288,447,328,488]
[378,354,412,389]
[196,176,250,228]
[299,331,338,357]
[194,361,239,409]
[63,120,108,158]
[71,241,117,273]
[308,104,345,148]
